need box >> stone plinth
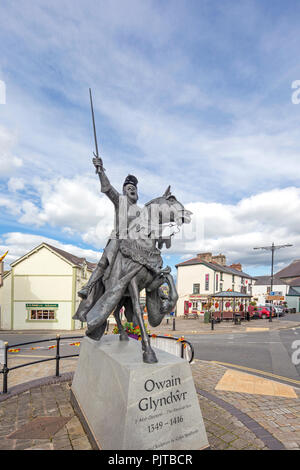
[71,335,209,450]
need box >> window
[216,274,219,292]
[220,272,223,281]
[30,309,55,320]
[220,283,223,291]
[232,275,235,283]
[193,283,200,294]
[205,274,209,291]
[232,284,235,291]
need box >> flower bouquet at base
[113,321,151,340]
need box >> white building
[0,243,96,331]
[251,276,289,306]
[252,260,300,311]
[176,252,255,316]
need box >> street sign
[266,295,284,301]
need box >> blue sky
[1,0,300,276]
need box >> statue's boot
[73,267,106,322]
[78,262,107,300]
[86,321,107,341]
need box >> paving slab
[215,369,298,398]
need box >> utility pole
[253,243,293,322]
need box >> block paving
[1,318,300,450]
[0,359,299,450]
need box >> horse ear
[163,185,171,197]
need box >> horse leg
[129,277,157,364]
[113,299,129,341]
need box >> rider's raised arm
[100,171,120,206]
[93,157,119,206]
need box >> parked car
[272,306,285,317]
[253,306,276,319]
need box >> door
[184,301,190,314]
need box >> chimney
[212,254,226,266]
[197,252,212,262]
[230,263,242,272]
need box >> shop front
[184,294,209,317]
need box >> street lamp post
[253,243,293,322]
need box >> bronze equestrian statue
[73,156,191,363]
[73,92,191,363]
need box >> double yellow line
[211,360,300,386]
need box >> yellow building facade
[0,243,96,331]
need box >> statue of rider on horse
[73,155,191,363]
[73,90,192,363]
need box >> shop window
[30,309,55,320]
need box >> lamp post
[253,243,293,322]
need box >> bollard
[211,316,214,330]
[172,318,176,331]
[2,342,8,394]
[55,335,60,377]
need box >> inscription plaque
[71,336,209,450]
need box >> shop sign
[189,295,207,300]
[266,296,284,301]
[25,304,59,308]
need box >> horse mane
[145,192,178,208]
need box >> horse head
[145,186,192,249]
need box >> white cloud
[0,126,23,176]
[0,232,101,270]
[7,177,25,192]
[0,196,20,216]
[2,171,300,273]
[1,0,300,277]
[168,187,298,272]
[13,175,114,247]
[2,0,300,205]
[0,184,299,276]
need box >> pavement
[0,316,300,451]
[147,315,300,337]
